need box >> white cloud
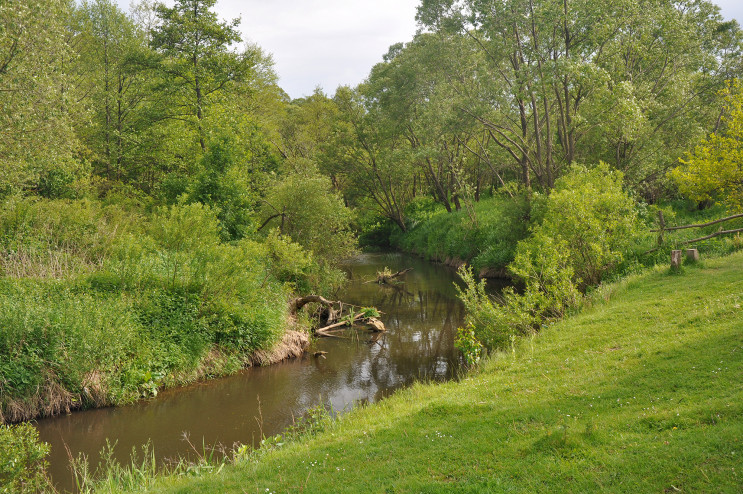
[119,0,419,98]
[116,0,743,99]
[715,0,743,24]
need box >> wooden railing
[647,212,743,254]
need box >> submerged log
[290,295,383,338]
[376,268,413,285]
[315,313,365,335]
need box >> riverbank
[143,250,743,493]
[381,196,529,278]
[0,198,313,425]
[34,252,466,493]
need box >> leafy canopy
[672,81,743,212]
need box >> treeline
[0,0,356,424]
[3,0,741,246]
[305,0,742,234]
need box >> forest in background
[2,0,743,469]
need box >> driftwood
[315,314,387,336]
[315,313,366,334]
[290,296,384,337]
[375,268,413,285]
[289,295,341,326]
[289,295,335,316]
[366,318,386,332]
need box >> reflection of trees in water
[304,285,466,407]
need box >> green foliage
[458,165,641,349]
[672,81,743,212]
[392,195,529,271]
[456,267,535,349]
[261,164,356,269]
[186,136,261,240]
[0,199,292,420]
[416,0,741,196]
[0,0,84,196]
[455,324,483,366]
[0,423,50,493]
[150,0,253,150]
[517,164,642,289]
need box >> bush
[517,163,641,289]
[459,164,642,350]
[261,165,356,269]
[0,423,50,493]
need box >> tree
[363,35,485,214]
[672,81,743,212]
[73,0,153,183]
[260,162,356,268]
[331,86,417,232]
[0,0,82,196]
[150,0,253,151]
[416,0,742,197]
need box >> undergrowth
[0,197,303,424]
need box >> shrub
[0,423,50,493]
[459,164,641,349]
[518,163,641,289]
[261,165,356,268]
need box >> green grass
[139,250,743,493]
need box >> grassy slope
[152,252,743,493]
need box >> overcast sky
[117,0,743,100]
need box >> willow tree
[150,0,253,152]
[0,0,81,195]
[331,86,417,232]
[416,0,742,196]
[363,34,488,213]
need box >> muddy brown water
[35,253,508,492]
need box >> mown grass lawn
[149,252,743,493]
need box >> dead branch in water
[289,295,336,316]
[289,295,384,337]
[367,267,413,285]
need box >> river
[35,253,504,492]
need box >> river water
[35,253,499,492]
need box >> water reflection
[36,253,470,492]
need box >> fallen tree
[288,296,385,337]
[374,268,413,285]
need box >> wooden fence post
[657,211,666,247]
[671,250,683,270]
[686,249,700,262]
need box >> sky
[116,0,743,100]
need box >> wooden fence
[647,212,743,254]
